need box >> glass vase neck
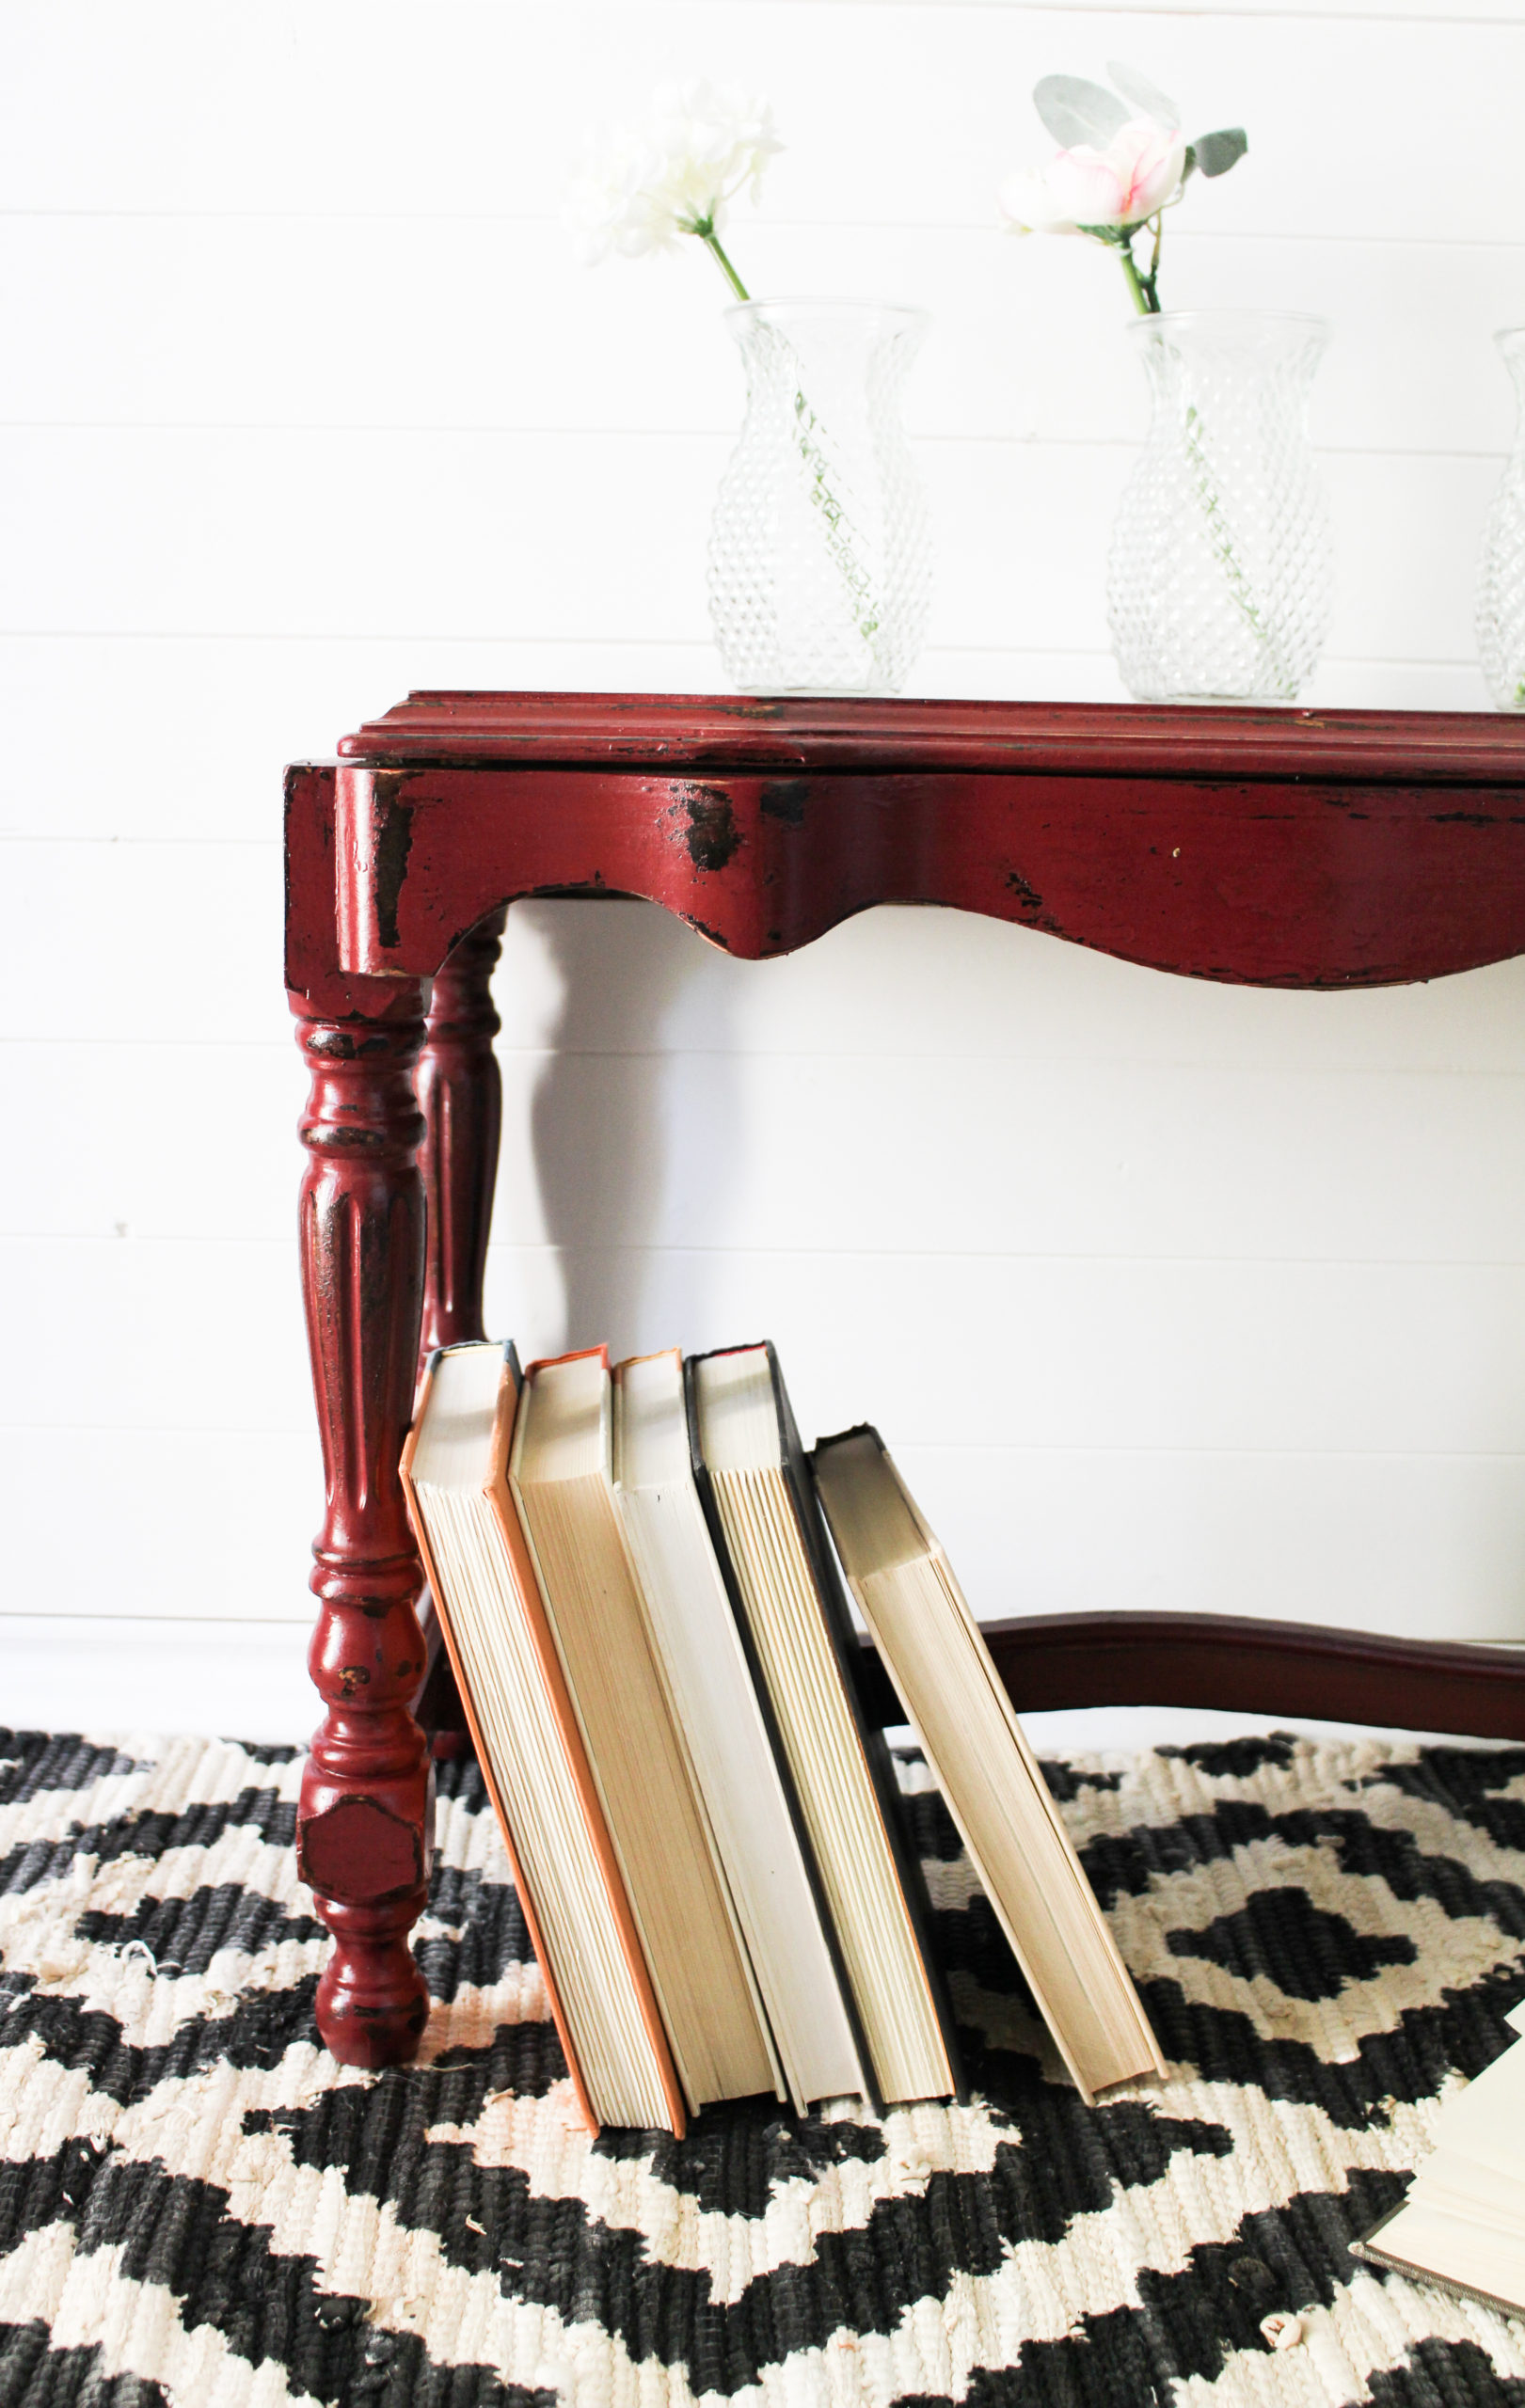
[1125,309,1329,366]
[723,297,929,351]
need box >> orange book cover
[400,1345,687,2140]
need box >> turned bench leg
[290,987,434,2066]
[412,909,508,1751]
[417,908,507,1365]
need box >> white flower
[564,80,783,264]
[999,118,1185,237]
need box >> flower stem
[1180,402,1294,693]
[1089,217,1164,314]
[1113,247,1146,317]
[790,386,880,647]
[697,226,751,302]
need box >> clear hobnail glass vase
[707,299,931,696]
[1107,311,1332,703]
[1476,328,1525,711]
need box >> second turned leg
[412,909,508,1751]
[417,907,508,1367]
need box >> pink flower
[1000,119,1185,237]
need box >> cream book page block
[613,1350,864,2112]
[509,1351,777,2113]
[814,1429,1163,2100]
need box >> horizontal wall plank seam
[0,427,1501,464]
[11,1038,1525,1076]
[0,638,1489,664]
[2,1434,1521,1463]
[0,1038,293,1051]
[0,223,1519,248]
[0,1613,314,1627]
[9,1237,1525,1269]
[0,427,1503,466]
[0,834,278,849]
[721,5,1510,20]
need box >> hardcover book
[612,1348,871,2115]
[812,1423,1165,2102]
[508,1347,781,2118]
[1350,1999,1525,2317]
[399,1342,686,2134]
[687,1340,965,2108]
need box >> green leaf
[1033,74,1131,149]
[1193,127,1247,178]
[1105,60,1181,131]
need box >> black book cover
[682,1354,881,2116]
[689,1342,967,2106]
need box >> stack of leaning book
[401,1338,1164,2135]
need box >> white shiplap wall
[5,0,1525,1739]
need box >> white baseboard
[1,1617,317,1745]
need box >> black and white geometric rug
[3,1724,1525,2406]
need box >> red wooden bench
[285,692,1525,2065]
